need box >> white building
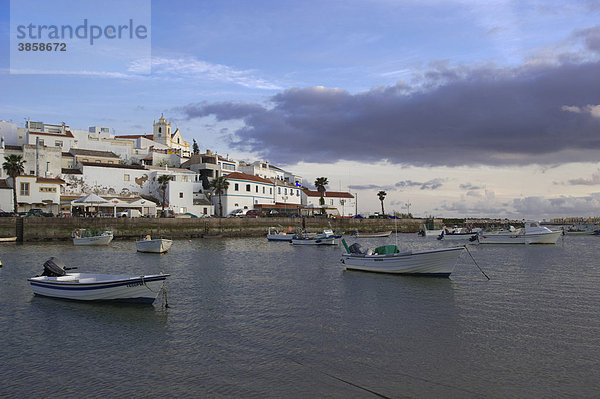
[302,189,356,217]
[11,175,64,214]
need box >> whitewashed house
[302,190,355,217]
[12,176,64,214]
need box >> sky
[1,0,600,219]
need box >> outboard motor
[42,257,67,277]
[348,243,365,254]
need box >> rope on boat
[141,274,170,308]
[463,245,490,280]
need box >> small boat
[418,229,443,237]
[341,240,464,277]
[28,257,169,303]
[291,236,339,245]
[291,229,339,245]
[0,236,17,242]
[437,227,479,241]
[562,223,598,235]
[267,226,296,242]
[352,230,392,238]
[136,235,172,253]
[72,229,113,246]
[478,221,562,244]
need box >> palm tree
[2,155,26,213]
[314,177,328,214]
[209,176,229,217]
[377,190,387,215]
[157,174,172,216]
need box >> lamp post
[405,201,412,217]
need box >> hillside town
[0,116,356,218]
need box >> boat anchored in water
[72,229,113,246]
[477,221,562,244]
[341,240,464,277]
[136,235,173,253]
[28,257,169,303]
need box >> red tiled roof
[224,172,272,184]
[303,189,354,198]
[28,129,74,138]
[36,177,65,184]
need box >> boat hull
[28,273,169,303]
[136,238,173,253]
[267,234,294,242]
[478,231,561,244]
[353,231,392,238]
[73,234,113,246]
[292,237,338,245]
[341,247,464,276]
[439,233,478,241]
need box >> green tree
[314,177,329,214]
[209,176,230,217]
[192,139,200,155]
[2,154,26,213]
[157,174,173,216]
[377,190,387,215]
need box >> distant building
[302,190,355,217]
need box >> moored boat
[28,257,169,303]
[351,230,392,238]
[136,235,172,253]
[341,240,464,277]
[72,229,113,246]
[478,221,561,244]
[267,226,295,242]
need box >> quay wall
[0,217,429,241]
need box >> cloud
[513,194,600,217]
[348,184,394,191]
[128,56,281,89]
[394,179,445,190]
[459,183,484,190]
[177,26,600,167]
[566,170,600,185]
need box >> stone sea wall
[0,216,430,241]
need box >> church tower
[152,114,171,146]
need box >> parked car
[227,209,246,217]
[245,210,264,217]
[26,208,54,217]
[0,211,16,217]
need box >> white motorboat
[136,235,173,253]
[562,223,598,235]
[28,258,169,303]
[477,221,562,244]
[72,229,113,246]
[341,241,464,277]
[291,236,338,245]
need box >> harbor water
[1,234,599,398]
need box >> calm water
[1,234,599,398]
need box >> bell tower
[152,114,171,145]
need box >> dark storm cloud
[460,183,483,190]
[395,179,445,190]
[178,28,600,167]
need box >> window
[124,174,130,181]
[20,182,29,196]
[278,187,281,194]
[55,140,63,147]
[234,183,239,191]
[270,188,272,195]
[179,192,183,198]
[255,186,258,193]
[296,190,300,196]
[284,188,288,195]
[39,187,56,193]
[38,139,44,146]
[246,184,250,192]
[262,187,265,194]
[330,199,334,205]
[158,127,162,133]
